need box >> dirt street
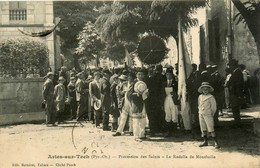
[0,106,259,168]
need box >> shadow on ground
[144,115,259,156]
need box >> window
[9,1,27,21]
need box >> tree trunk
[256,34,260,65]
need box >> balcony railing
[9,9,27,21]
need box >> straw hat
[93,99,102,111]
[198,82,214,93]
[94,72,101,77]
[46,72,54,77]
[134,81,147,94]
[119,74,127,81]
[58,76,66,81]
[76,72,84,78]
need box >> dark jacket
[100,77,111,108]
[42,78,54,102]
[89,80,101,100]
[227,68,244,98]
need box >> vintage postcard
[0,0,259,168]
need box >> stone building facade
[0,1,58,72]
[201,0,259,75]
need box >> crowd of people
[42,59,260,148]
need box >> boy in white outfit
[198,82,220,149]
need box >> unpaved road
[0,107,259,168]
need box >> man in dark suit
[211,65,225,126]
[75,72,87,121]
[100,70,112,131]
[146,65,167,136]
[89,72,102,128]
[227,59,244,127]
[187,64,200,128]
[42,72,56,126]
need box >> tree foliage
[232,0,260,59]
[149,0,205,39]
[75,21,106,68]
[95,2,148,47]
[54,1,103,54]
[96,1,205,41]
[95,0,205,62]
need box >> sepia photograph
[0,0,259,168]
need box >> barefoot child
[198,82,220,148]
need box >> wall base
[0,111,45,126]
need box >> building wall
[205,0,228,75]
[0,78,45,125]
[0,1,56,72]
[204,0,259,75]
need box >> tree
[232,0,260,61]
[54,1,103,68]
[149,1,205,40]
[95,1,205,62]
[95,2,147,50]
[75,21,105,68]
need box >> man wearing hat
[211,65,225,125]
[113,72,135,136]
[54,76,66,124]
[86,75,94,122]
[227,59,244,127]
[187,64,200,128]
[89,72,102,127]
[146,65,166,136]
[110,74,120,131]
[67,77,77,120]
[116,74,128,113]
[42,72,56,126]
[100,70,112,131]
[75,72,87,121]
[59,66,69,93]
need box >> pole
[227,0,233,60]
[178,15,187,80]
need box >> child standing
[198,82,220,149]
[54,77,66,124]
